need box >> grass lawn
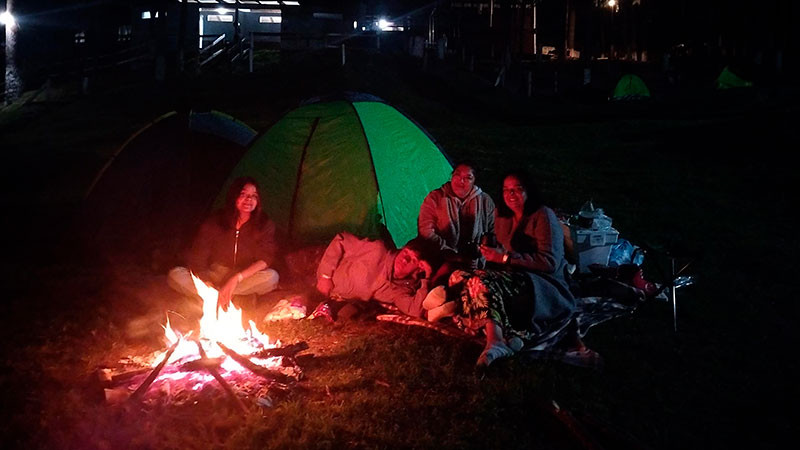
[1,50,797,449]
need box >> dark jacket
[188,212,277,272]
[495,206,575,326]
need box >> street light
[0,11,17,28]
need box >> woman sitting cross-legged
[168,176,279,314]
[426,170,577,367]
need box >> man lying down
[313,232,439,319]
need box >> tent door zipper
[234,229,239,266]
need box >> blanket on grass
[377,295,639,369]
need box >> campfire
[100,274,306,411]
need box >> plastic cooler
[570,227,619,273]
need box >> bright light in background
[607,0,616,7]
[353,21,357,29]
[216,8,229,14]
[378,18,392,31]
[0,11,15,27]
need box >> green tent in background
[611,74,651,100]
[218,93,453,248]
[715,66,753,90]
[82,110,257,263]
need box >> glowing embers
[103,274,304,408]
[155,274,281,381]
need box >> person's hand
[316,276,334,297]
[217,276,239,312]
[479,244,505,264]
[418,260,433,280]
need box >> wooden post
[554,70,558,94]
[527,70,533,97]
[249,32,254,73]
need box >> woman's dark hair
[497,170,544,218]
[220,176,266,229]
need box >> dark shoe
[561,347,604,370]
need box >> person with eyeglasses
[424,170,578,367]
[418,161,496,284]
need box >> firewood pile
[96,339,309,412]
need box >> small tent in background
[217,93,453,248]
[82,110,257,264]
[611,74,651,101]
[715,66,753,90]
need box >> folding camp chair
[640,242,697,332]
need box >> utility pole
[3,0,21,104]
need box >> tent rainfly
[611,74,651,100]
[217,94,453,248]
[715,66,753,90]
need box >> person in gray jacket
[418,161,496,283]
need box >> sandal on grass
[476,341,514,367]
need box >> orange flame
[157,273,280,380]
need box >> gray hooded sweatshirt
[418,182,496,256]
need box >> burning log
[128,338,181,402]
[179,357,224,372]
[111,367,152,384]
[194,341,250,414]
[249,341,309,359]
[217,342,298,384]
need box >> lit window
[141,11,151,19]
[75,31,86,44]
[259,16,282,24]
[207,15,234,23]
[313,13,342,20]
[118,25,132,42]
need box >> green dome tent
[715,66,753,90]
[611,74,651,100]
[83,110,257,263]
[218,94,453,248]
